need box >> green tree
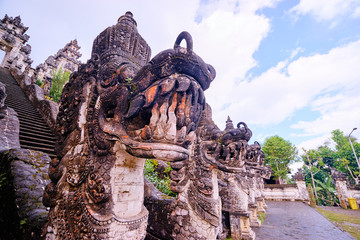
[314,176,338,206]
[330,129,360,184]
[50,67,70,102]
[262,135,298,183]
[302,148,328,205]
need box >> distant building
[34,39,82,95]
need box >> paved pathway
[253,201,356,240]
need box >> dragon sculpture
[43,11,269,240]
[43,12,217,239]
[217,118,256,240]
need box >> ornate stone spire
[91,11,151,68]
[292,168,305,181]
[225,116,234,130]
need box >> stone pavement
[253,201,356,240]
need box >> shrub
[49,67,70,102]
[144,159,176,197]
[35,79,43,88]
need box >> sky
[1,0,360,169]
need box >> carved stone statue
[217,118,255,240]
[43,11,268,240]
[43,11,216,239]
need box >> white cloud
[290,47,304,59]
[209,38,360,137]
[289,0,360,25]
[2,0,360,149]
[352,6,360,18]
[297,135,332,151]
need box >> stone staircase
[0,67,56,158]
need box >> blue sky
[1,0,360,158]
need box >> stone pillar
[257,198,266,213]
[292,168,310,203]
[229,212,255,240]
[335,180,348,209]
[331,168,349,209]
[248,203,261,227]
[296,181,309,202]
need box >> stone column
[292,168,310,203]
[331,168,349,209]
[248,203,261,227]
[335,180,348,208]
[296,180,310,203]
[229,212,255,240]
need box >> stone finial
[292,168,305,181]
[225,116,234,130]
[91,11,151,68]
[330,167,348,181]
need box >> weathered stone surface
[144,178,175,239]
[24,83,45,103]
[0,82,5,108]
[0,148,50,239]
[0,15,33,73]
[41,11,269,240]
[0,82,20,151]
[8,149,50,223]
[21,83,59,131]
[37,99,58,130]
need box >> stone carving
[330,167,348,181]
[330,167,349,208]
[43,11,217,239]
[217,118,255,240]
[293,168,305,181]
[43,11,268,240]
[0,82,20,151]
[0,15,32,73]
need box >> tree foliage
[50,67,70,102]
[262,135,298,183]
[310,129,360,184]
[301,129,360,206]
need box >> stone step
[19,126,55,138]
[17,117,50,129]
[20,131,56,142]
[19,120,53,131]
[0,67,56,157]
[20,139,55,150]
[19,144,56,158]
[19,135,56,146]
[15,112,49,122]
[6,104,40,117]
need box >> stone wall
[348,185,360,205]
[0,82,20,151]
[263,183,309,203]
[0,149,50,239]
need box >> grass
[258,212,266,224]
[317,207,360,239]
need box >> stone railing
[263,181,309,203]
